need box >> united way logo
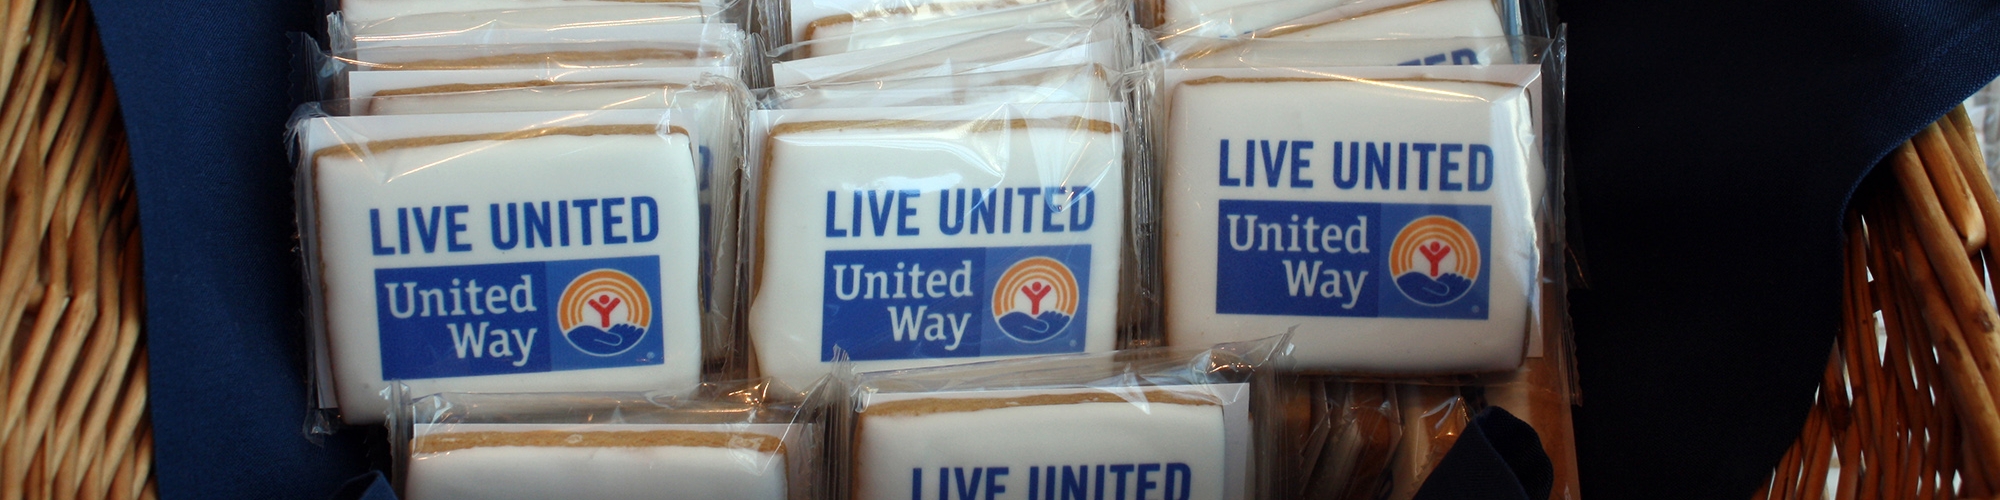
[1388,215,1482,306]
[556,269,653,356]
[991,257,1079,343]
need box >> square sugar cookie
[1160,66,1545,374]
[406,424,793,500]
[852,385,1251,500]
[301,112,704,423]
[746,104,1125,389]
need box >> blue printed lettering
[1217,139,1240,186]
[1439,144,1464,191]
[490,204,520,250]
[524,202,552,248]
[601,198,628,244]
[1468,144,1495,192]
[631,197,659,243]
[908,463,1190,500]
[370,209,396,255]
[412,206,443,253]
[1290,141,1314,188]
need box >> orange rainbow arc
[991,257,1079,316]
[557,269,652,332]
[1389,216,1481,279]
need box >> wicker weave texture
[1757,107,2000,500]
[0,0,150,498]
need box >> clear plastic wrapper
[339,0,734,23]
[1152,0,1510,42]
[1296,381,1400,499]
[765,18,1131,86]
[387,378,828,499]
[740,101,1142,392]
[331,77,756,379]
[758,65,1116,109]
[1144,0,1344,31]
[332,22,746,53]
[342,40,745,72]
[291,108,739,425]
[331,2,742,49]
[1284,327,1578,499]
[837,337,1290,500]
[1386,385,1469,499]
[1159,36,1537,69]
[295,33,749,105]
[343,67,739,104]
[764,0,1122,58]
[1145,47,1565,375]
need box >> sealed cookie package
[1159,35,1538,69]
[762,0,1122,58]
[342,40,744,73]
[1143,0,1341,30]
[332,76,757,378]
[837,337,1290,500]
[1150,58,1564,375]
[1290,381,1401,500]
[388,378,828,500]
[742,101,1140,391]
[331,21,747,54]
[297,35,749,102]
[765,18,1132,86]
[292,108,729,425]
[759,65,1116,109]
[341,68,743,110]
[331,0,742,49]
[1150,0,1530,41]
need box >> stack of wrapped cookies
[286,0,1574,497]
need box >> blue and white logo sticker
[375,255,665,379]
[1213,200,1490,320]
[820,245,1090,361]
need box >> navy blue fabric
[1413,407,1553,500]
[87,0,380,498]
[83,0,2000,497]
[329,472,399,500]
[1559,1,2000,498]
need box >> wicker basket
[0,0,152,498]
[1756,106,2000,500]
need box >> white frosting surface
[1273,0,1502,40]
[1157,0,1501,41]
[348,42,736,72]
[365,85,677,114]
[309,115,703,423]
[746,105,1124,390]
[1158,0,1285,27]
[768,66,1113,108]
[1166,37,1513,68]
[854,386,1246,500]
[341,4,710,40]
[405,423,791,500]
[408,446,786,500]
[769,22,1121,86]
[1157,0,1347,34]
[1160,67,1541,373]
[799,0,1111,57]
[346,67,728,101]
[342,0,723,22]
